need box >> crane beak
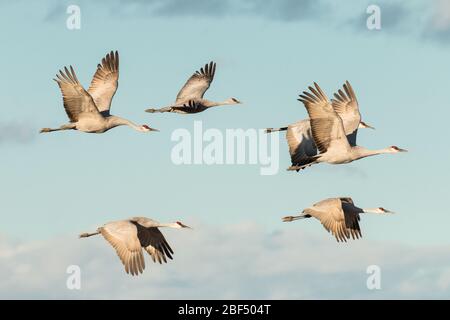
[149,128,159,132]
[359,121,375,130]
[384,209,395,214]
[181,223,192,229]
[397,148,408,152]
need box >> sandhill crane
[287,82,406,171]
[145,61,241,114]
[40,51,158,134]
[282,197,394,242]
[266,81,374,167]
[79,217,191,276]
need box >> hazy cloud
[0,122,36,145]
[1,222,449,299]
[45,0,329,22]
[42,0,450,44]
[423,0,450,41]
[117,0,326,21]
[44,2,66,22]
[345,0,450,44]
[431,0,450,30]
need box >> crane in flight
[145,61,241,114]
[40,51,159,134]
[282,197,394,242]
[287,82,406,171]
[79,216,191,276]
[266,81,374,167]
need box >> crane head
[141,124,159,132]
[176,221,192,229]
[227,97,242,104]
[359,121,375,130]
[377,207,394,214]
[389,146,408,153]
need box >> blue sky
[0,0,449,299]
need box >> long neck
[352,147,392,160]
[203,99,236,108]
[157,222,179,228]
[362,208,381,214]
[107,116,142,131]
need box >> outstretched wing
[54,66,101,123]
[286,119,318,165]
[331,81,361,146]
[298,82,350,154]
[99,220,145,276]
[307,198,361,242]
[88,51,119,116]
[176,61,216,103]
[136,225,174,264]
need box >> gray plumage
[266,81,374,168]
[79,217,191,276]
[288,82,407,171]
[145,61,241,114]
[40,51,158,134]
[282,197,394,242]
[331,81,363,146]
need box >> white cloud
[0,122,36,145]
[431,0,450,30]
[0,222,449,299]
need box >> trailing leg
[145,106,173,113]
[40,123,75,133]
